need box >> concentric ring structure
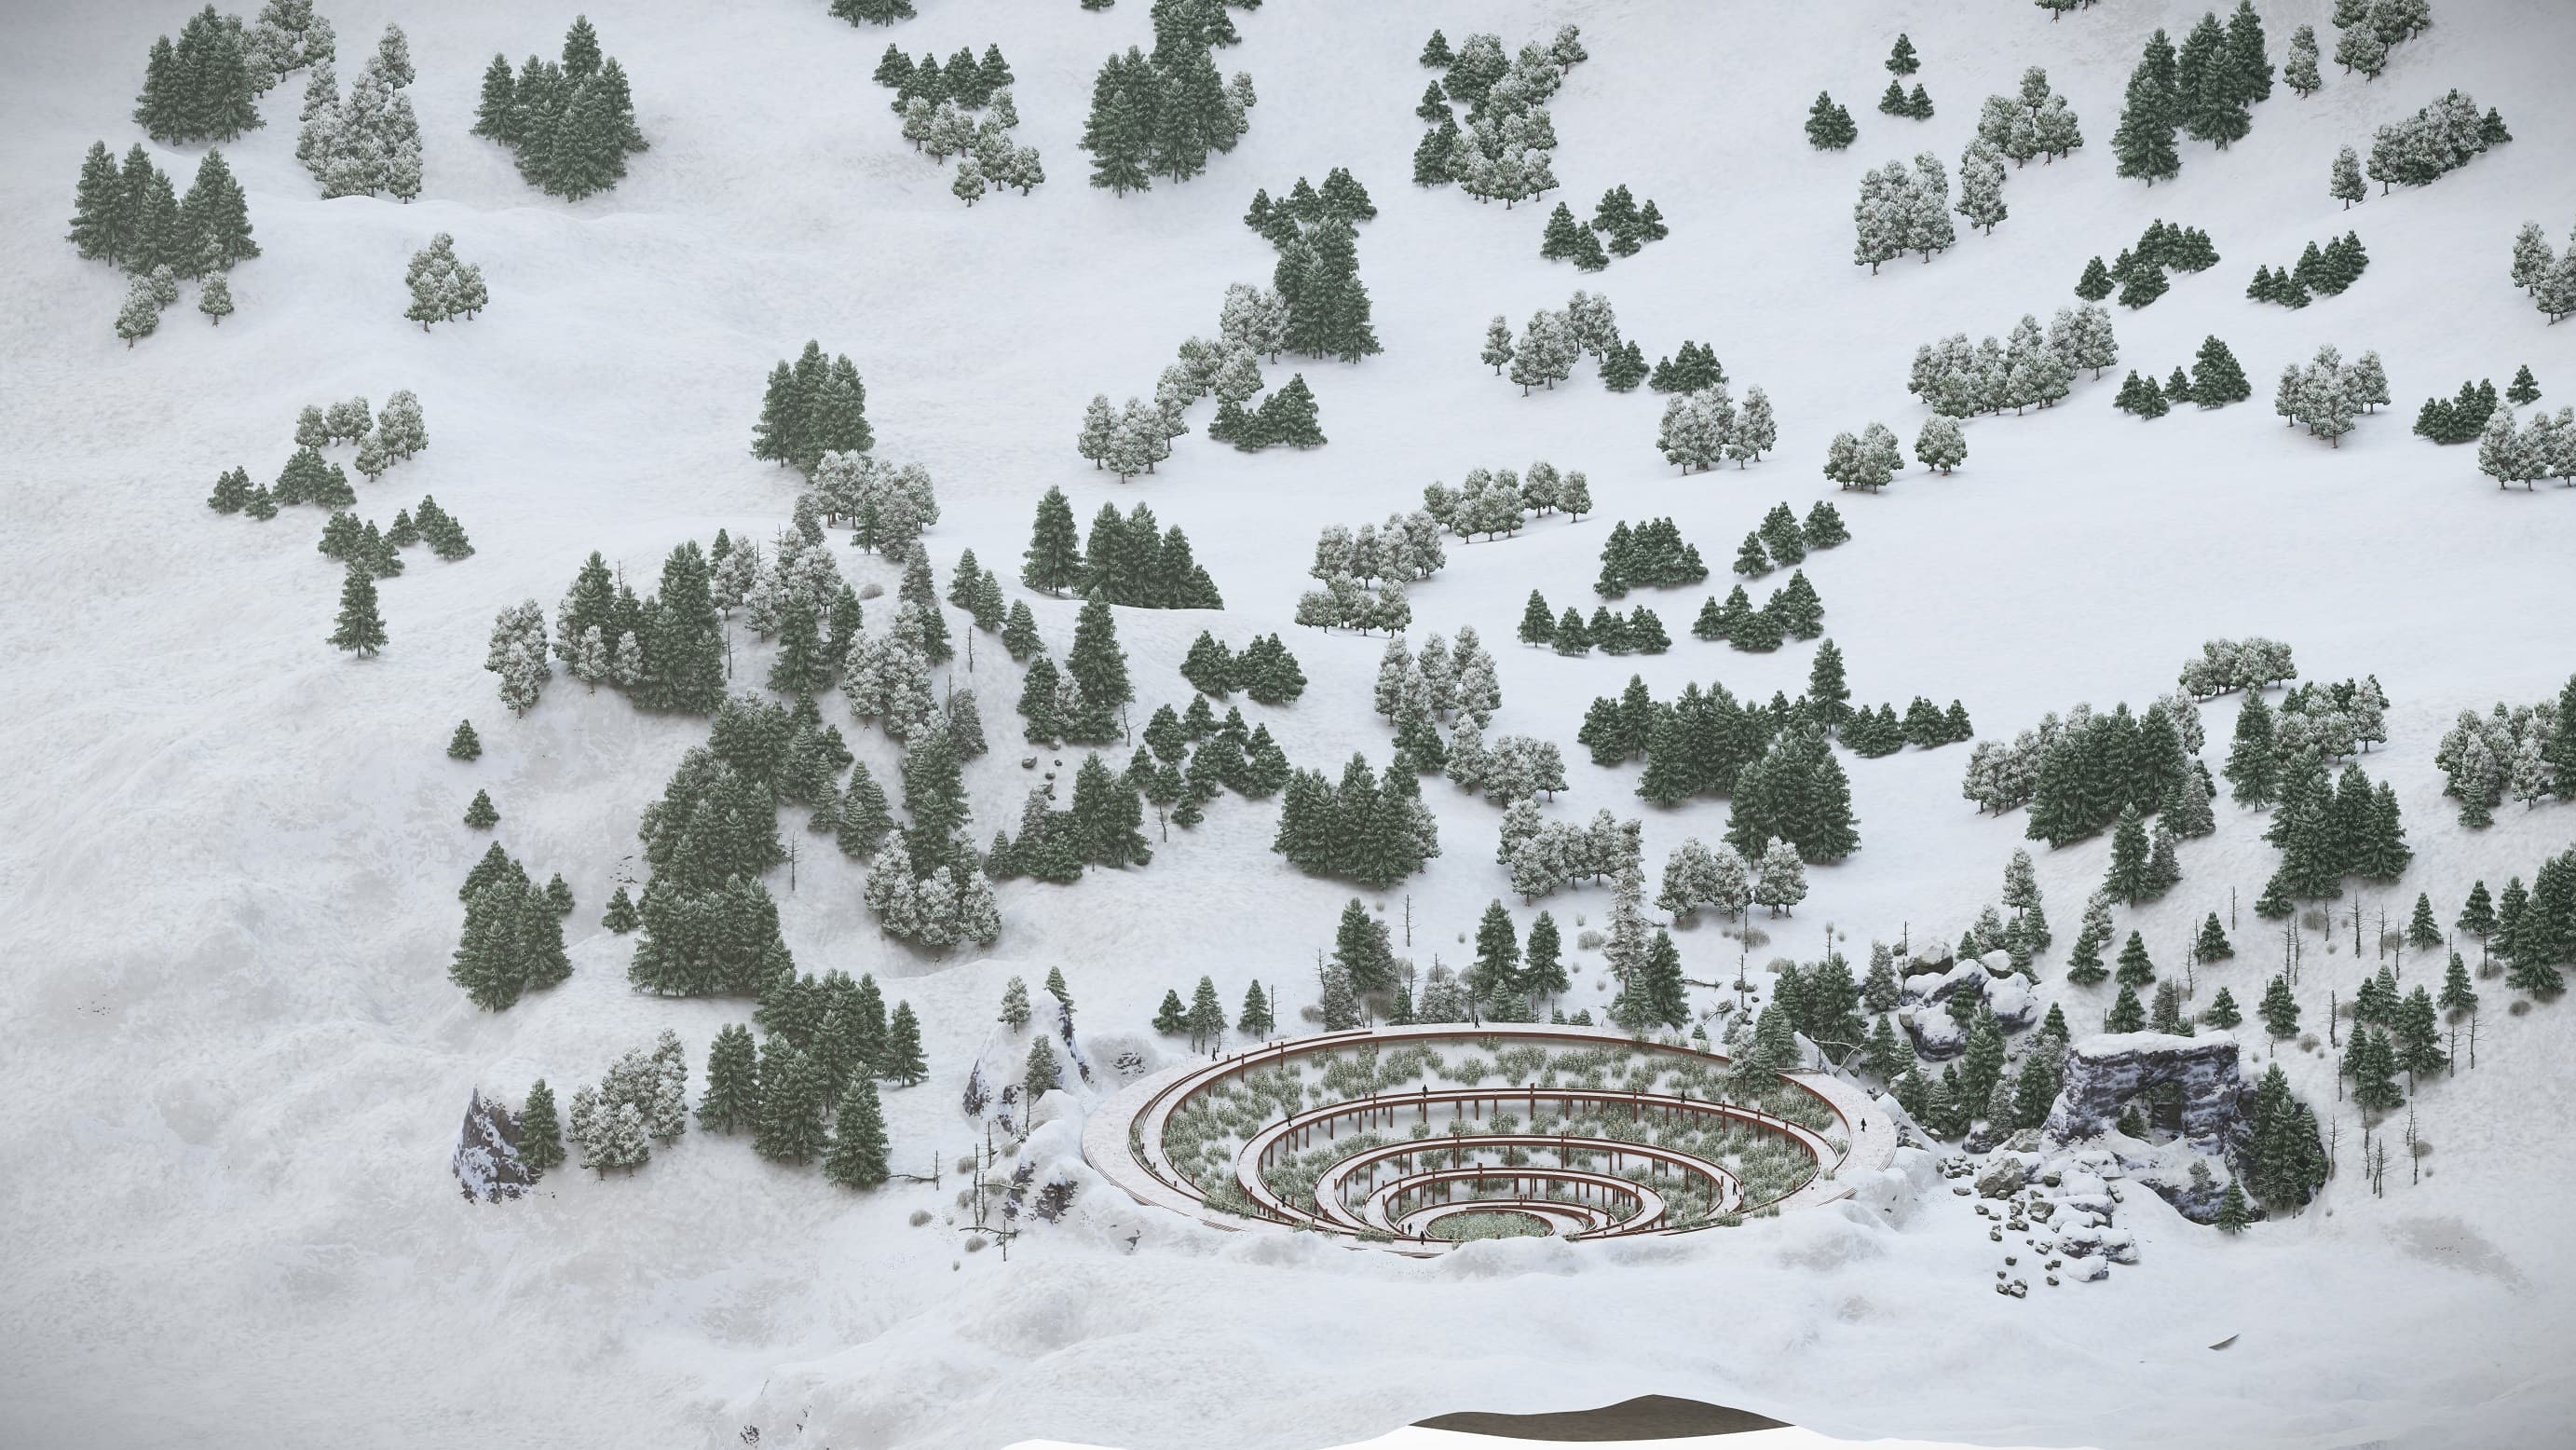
[1084,1022,1901,1250]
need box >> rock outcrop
[2040,1031,2248,1154]
[451,1088,529,1202]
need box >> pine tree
[821,1074,890,1189]
[2259,974,2299,1037]
[2215,1180,2253,1232]
[516,1078,566,1177]
[328,561,386,656]
[463,789,498,829]
[1806,91,1857,150]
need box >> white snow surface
[6,1,2576,1448]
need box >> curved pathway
[1081,1022,1901,1250]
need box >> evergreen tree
[2112,39,2183,185]
[463,789,499,829]
[447,719,483,761]
[881,1002,928,1084]
[2215,1180,2253,1233]
[2195,912,2234,963]
[822,1075,889,1189]
[753,1040,826,1162]
[1806,91,1857,150]
[2104,984,2147,1033]
[698,1024,759,1132]
[328,561,386,656]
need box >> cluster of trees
[2254,759,2410,912]
[858,724,1002,949]
[1682,573,1819,655]
[2324,0,2433,80]
[296,21,422,200]
[1520,595,1669,657]
[2474,402,2576,488]
[831,0,918,22]
[1118,696,1293,839]
[2468,853,2576,996]
[1732,502,1847,582]
[729,973,927,1170]
[1153,973,1275,1050]
[1648,340,1725,393]
[74,145,258,343]
[2271,345,2390,447]
[1971,66,2084,168]
[2223,675,2388,806]
[69,144,258,294]
[750,341,875,474]
[1905,307,2120,419]
[1496,808,1645,905]
[1805,92,1858,151]
[1411,25,1586,204]
[2077,219,2219,309]
[2114,338,2249,417]
[2110,7,2277,185]
[988,754,1154,882]
[1238,176,1383,384]
[1841,693,1975,758]
[547,1034,687,1176]
[1874,33,1934,121]
[1370,627,1502,768]
[1446,727,1568,807]
[2178,636,2298,697]
[1009,595,1134,750]
[1078,4,1258,195]
[1959,694,2211,840]
[2435,683,2576,825]
[1292,511,1443,635]
[2509,221,2576,323]
[287,391,429,483]
[132,5,266,144]
[2247,231,2368,308]
[1535,185,1668,270]
[1595,518,1707,595]
[1820,423,1908,493]
[876,46,1045,202]
[1180,630,1304,704]
[402,234,489,331]
[2414,376,2502,444]
[1851,153,1956,270]
[1273,752,1439,887]
[1021,489,1225,609]
[1656,382,1779,473]
[1722,726,1861,864]
[450,841,574,1009]
[1485,290,1621,396]
[527,540,730,718]
[1425,460,1591,540]
[2364,89,2507,193]
[470,17,648,201]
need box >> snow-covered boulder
[1900,937,1956,976]
[1983,974,2039,1031]
[450,1088,528,1203]
[1976,1156,2029,1199]
[1972,951,2018,978]
[1901,1006,1967,1060]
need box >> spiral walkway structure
[1083,1022,1900,1250]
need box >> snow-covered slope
[4,1,2575,1447]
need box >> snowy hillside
[5,0,2576,1448]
